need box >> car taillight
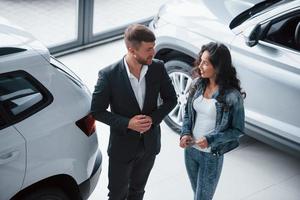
[76,114,96,136]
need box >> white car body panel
[150,0,300,155]
[0,126,26,200]
[0,16,101,199]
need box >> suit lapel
[119,59,141,112]
[142,65,152,113]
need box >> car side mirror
[244,24,262,47]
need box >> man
[91,24,177,200]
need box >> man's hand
[179,135,194,148]
[128,115,152,133]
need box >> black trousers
[108,138,156,200]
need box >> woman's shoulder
[224,88,244,106]
[192,77,205,87]
[190,77,205,91]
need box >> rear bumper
[79,149,102,200]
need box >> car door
[0,69,54,199]
[230,8,300,149]
[0,103,26,200]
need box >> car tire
[22,187,70,200]
[164,59,193,133]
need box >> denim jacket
[181,78,245,156]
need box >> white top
[124,58,148,110]
[192,95,217,152]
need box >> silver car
[149,0,300,155]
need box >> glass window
[0,71,51,120]
[93,0,168,34]
[0,114,5,127]
[264,14,300,51]
[0,0,78,47]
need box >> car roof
[0,16,50,61]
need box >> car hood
[159,0,264,34]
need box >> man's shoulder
[149,59,165,71]
[151,59,164,66]
[98,59,123,76]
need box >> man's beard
[136,55,153,65]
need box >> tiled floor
[58,39,300,200]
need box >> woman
[179,42,246,200]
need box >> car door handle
[0,151,20,165]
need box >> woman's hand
[180,135,194,148]
[196,137,208,149]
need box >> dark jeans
[108,138,156,200]
[184,147,223,200]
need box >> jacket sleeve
[180,96,193,138]
[90,70,130,130]
[149,63,177,126]
[206,93,245,146]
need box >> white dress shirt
[124,58,148,110]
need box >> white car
[0,17,101,200]
[149,0,300,156]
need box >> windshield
[230,0,291,29]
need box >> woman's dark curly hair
[193,42,246,99]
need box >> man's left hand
[141,116,152,133]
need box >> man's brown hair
[124,24,155,49]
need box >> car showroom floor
[59,39,300,200]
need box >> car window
[0,106,8,128]
[230,0,292,29]
[264,14,300,51]
[0,114,5,127]
[0,71,53,123]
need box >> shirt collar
[124,57,148,80]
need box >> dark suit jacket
[91,58,177,161]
